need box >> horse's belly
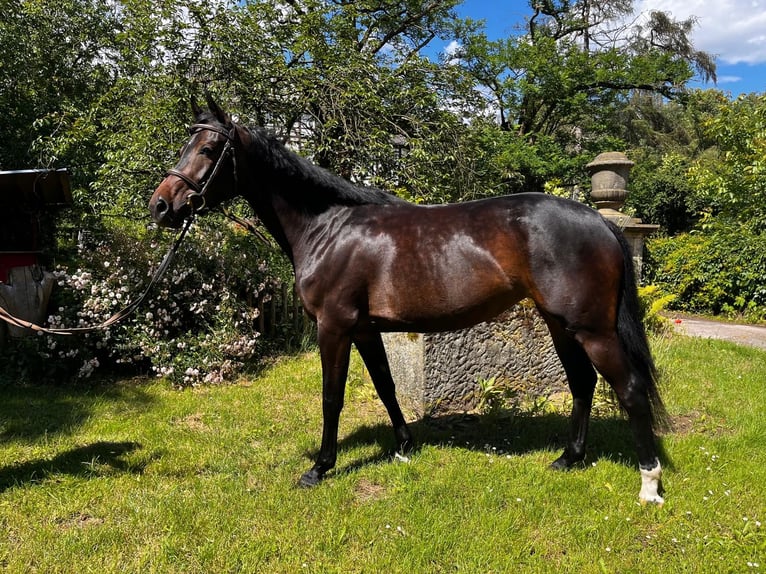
[367,282,523,333]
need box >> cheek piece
[165,123,237,216]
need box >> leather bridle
[165,122,238,213]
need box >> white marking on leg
[639,461,664,505]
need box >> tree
[688,93,766,227]
[449,0,716,193]
[0,0,118,168]
[619,90,724,234]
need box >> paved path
[669,316,766,351]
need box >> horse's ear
[190,95,203,119]
[204,91,229,125]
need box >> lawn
[0,335,764,573]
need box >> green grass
[1,335,764,573]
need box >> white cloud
[718,75,744,84]
[634,0,766,64]
[443,40,462,61]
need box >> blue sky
[439,0,766,97]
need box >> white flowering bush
[3,214,292,386]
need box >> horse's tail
[605,219,669,432]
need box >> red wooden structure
[0,169,72,282]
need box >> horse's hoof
[298,469,323,488]
[395,427,415,454]
[397,438,415,455]
[550,453,584,471]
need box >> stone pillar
[585,152,659,279]
[383,303,567,417]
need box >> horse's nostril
[155,197,169,215]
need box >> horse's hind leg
[578,332,664,504]
[544,320,598,470]
[353,331,413,454]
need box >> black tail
[605,219,669,432]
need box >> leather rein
[0,122,236,336]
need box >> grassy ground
[0,335,764,573]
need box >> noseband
[165,123,238,213]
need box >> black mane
[244,126,406,212]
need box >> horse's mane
[244,125,406,212]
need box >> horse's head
[150,95,240,228]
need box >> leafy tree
[455,1,715,136]
[688,93,766,226]
[448,0,716,192]
[0,0,118,168]
[622,90,725,233]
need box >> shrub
[1,214,293,386]
[645,222,766,321]
[637,285,675,335]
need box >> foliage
[446,1,716,194]
[689,93,766,225]
[0,0,118,168]
[451,1,715,133]
[642,94,766,319]
[618,90,725,234]
[1,215,293,385]
[626,152,702,234]
[637,285,675,335]
[646,223,766,321]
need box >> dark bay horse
[150,99,667,503]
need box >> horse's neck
[238,191,298,264]
[240,128,344,263]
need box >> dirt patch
[176,412,209,431]
[56,513,105,530]
[353,479,387,504]
[668,411,731,437]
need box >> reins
[0,121,240,336]
[0,216,194,335]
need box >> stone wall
[382,300,568,416]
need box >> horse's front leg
[299,328,352,488]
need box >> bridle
[165,122,238,214]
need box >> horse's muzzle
[150,179,191,228]
[149,196,184,228]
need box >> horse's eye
[200,146,213,157]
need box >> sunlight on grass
[0,339,764,572]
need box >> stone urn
[585,151,634,214]
[584,151,658,279]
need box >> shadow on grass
[0,381,155,490]
[325,411,671,479]
[0,380,156,442]
[0,440,143,492]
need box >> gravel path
[669,316,766,351]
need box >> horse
[149,97,668,504]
